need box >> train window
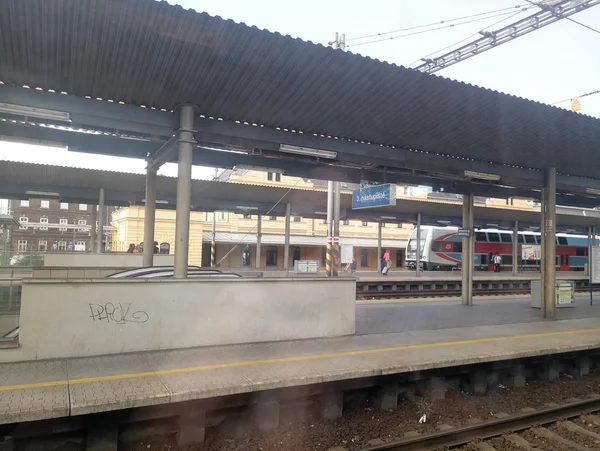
[524,235,536,244]
[576,247,587,256]
[503,255,513,265]
[488,233,500,242]
[557,236,568,245]
[475,232,487,242]
[431,241,443,252]
[453,242,462,252]
[480,254,487,265]
[500,233,512,243]
[517,234,525,243]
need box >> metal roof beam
[0,85,175,137]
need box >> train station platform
[1,313,600,425]
[353,270,590,282]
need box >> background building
[5,198,114,257]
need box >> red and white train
[406,226,592,271]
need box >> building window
[397,223,403,228]
[267,172,281,182]
[38,240,47,252]
[20,200,29,207]
[39,217,48,230]
[60,202,69,210]
[17,240,27,252]
[269,215,277,221]
[75,241,86,251]
[322,219,327,224]
[206,212,214,222]
[78,219,87,231]
[19,217,28,230]
[59,218,68,232]
[362,220,368,226]
[293,216,301,222]
[219,211,228,221]
[40,200,50,209]
[381,222,386,228]
[343,219,350,226]
[243,213,252,219]
[79,203,87,211]
[58,241,67,251]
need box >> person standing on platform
[126,243,135,253]
[494,253,502,272]
[382,250,391,274]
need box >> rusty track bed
[360,396,600,450]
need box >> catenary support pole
[544,168,557,319]
[468,193,474,303]
[284,202,291,270]
[540,188,546,317]
[377,221,383,273]
[174,104,196,278]
[96,188,105,253]
[333,181,341,276]
[210,213,216,268]
[416,213,422,277]
[326,181,334,277]
[512,221,519,276]
[143,167,157,267]
[90,206,97,253]
[256,214,262,269]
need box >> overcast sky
[0,0,598,176]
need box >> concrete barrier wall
[32,267,130,278]
[43,253,175,268]
[2,278,355,362]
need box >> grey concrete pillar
[461,193,473,305]
[321,391,343,420]
[284,202,291,269]
[326,181,334,277]
[90,206,97,252]
[378,383,398,410]
[587,226,593,277]
[210,213,216,268]
[540,187,546,317]
[416,213,421,276]
[544,168,557,319]
[377,221,382,273]
[512,221,519,276]
[176,408,206,445]
[333,181,341,276]
[511,363,526,388]
[143,167,157,267]
[256,215,262,268]
[174,105,195,278]
[96,188,105,253]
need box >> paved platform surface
[1,314,600,425]
[355,270,589,282]
[357,295,600,334]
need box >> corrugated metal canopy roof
[1,161,599,232]
[1,0,600,179]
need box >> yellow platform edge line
[2,327,600,392]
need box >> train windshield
[407,228,429,258]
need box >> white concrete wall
[2,278,355,362]
[43,253,174,268]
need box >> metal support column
[416,213,422,277]
[587,226,593,277]
[256,215,262,269]
[90,206,97,253]
[326,181,334,277]
[512,221,519,276]
[333,181,341,276]
[544,168,557,320]
[377,221,383,273]
[461,193,473,305]
[174,104,196,278]
[143,167,157,267]
[210,214,216,268]
[96,188,105,253]
[468,193,474,303]
[284,202,291,269]
[540,188,546,317]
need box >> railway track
[358,286,594,300]
[359,395,600,450]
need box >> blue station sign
[352,184,396,209]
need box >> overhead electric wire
[345,4,528,42]
[551,89,600,105]
[407,9,529,67]
[347,9,531,48]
